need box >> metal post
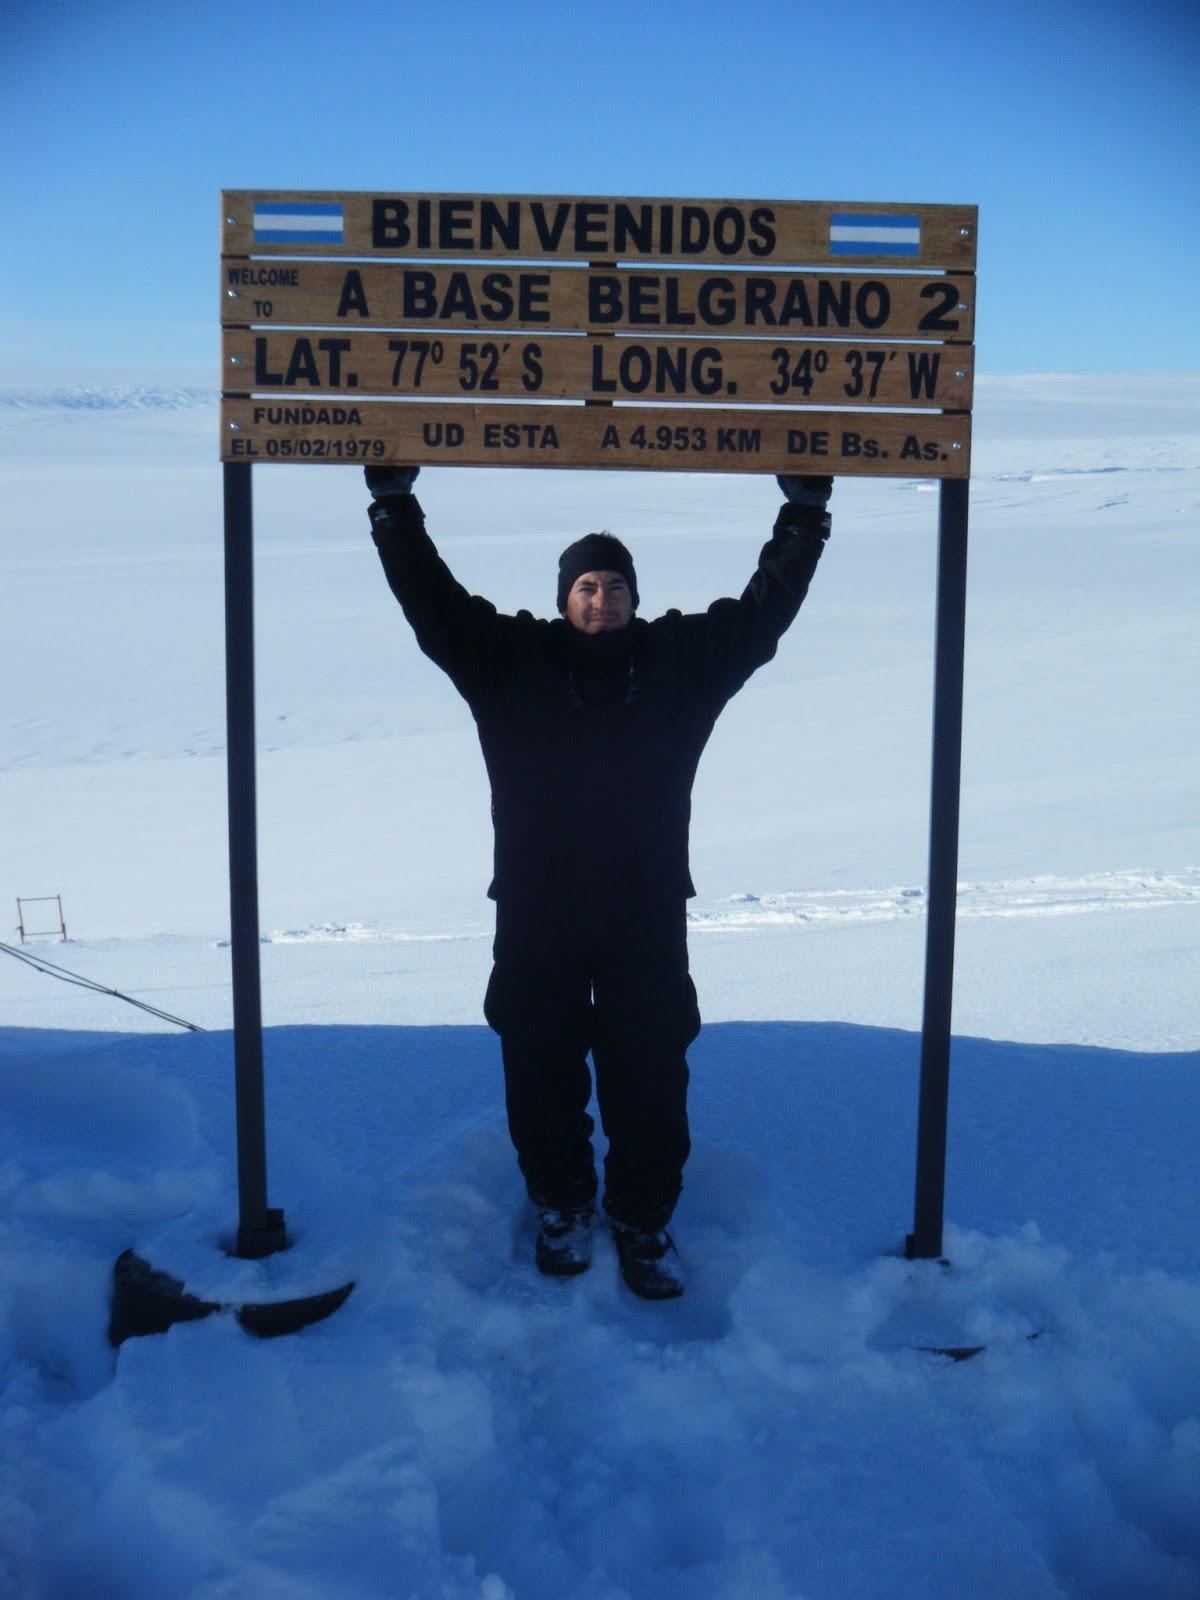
[907,477,970,1260]
[223,463,286,1258]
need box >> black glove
[365,464,423,544]
[776,474,833,508]
[773,474,832,549]
[365,464,420,501]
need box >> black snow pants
[484,889,700,1232]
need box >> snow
[1,376,1198,1598]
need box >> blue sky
[2,0,1197,381]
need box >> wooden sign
[220,190,976,476]
[220,262,975,342]
[222,192,977,270]
[224,330,973,410]
[222,399,969,477]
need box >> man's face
[563,570,634,633]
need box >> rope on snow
[0,939,204,1032]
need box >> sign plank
[222,191,978,271]
[221,399,971,478]
[221,261,975,342]
[224,329,974,411]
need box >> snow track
[691,869,1200,932]
[234,872,1200,947]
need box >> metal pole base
[236,1206,288,1260]
[903,1234,949,1264]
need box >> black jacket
[371,496,827,908]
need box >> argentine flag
[829,213,921,258]
[253,201,344,245]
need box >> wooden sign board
[220,263,975,342]
[220,190,976,476]
[223,399,969,477]
[224,331,974,410]
[222,192,977,271]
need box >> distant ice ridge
[992,464,1188,480]
[689,869,1200,932]
[260,922,477,945]
[0,385,216,412]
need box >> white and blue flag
[253,201,344,244]
[829,213,921,258]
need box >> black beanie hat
[556,532,639,613]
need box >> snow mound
[1,1020,1198,1599]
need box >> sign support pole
[907,476,970,1260]
[223,461,286,1259]
[107,462,354,1343]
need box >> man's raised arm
[365,465,508,694]
[744,474,833,615]
[682,474,833,702]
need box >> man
[366,466,832,1298]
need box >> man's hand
[365,464,420,501]
[772,474,832,551]
[776,475,833,509]
[365,465,422,544]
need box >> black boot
[535,1207,594,1277]
[612,1222,685,1300]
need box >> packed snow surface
[1,375,1198,1597]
